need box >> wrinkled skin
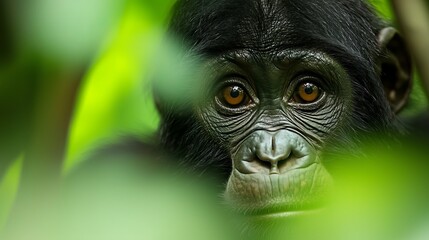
[195,51,351,214]
[156,0,412,217]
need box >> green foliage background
[0,0,426,232]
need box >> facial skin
[194,50,352,215]
[156,0,412,218]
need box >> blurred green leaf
[64,2,173,172]
[370,0,394,20]
[0,155,23,230]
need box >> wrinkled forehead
[169,0,379,56]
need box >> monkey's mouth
[239,201,326,219]
[243,202,325,219]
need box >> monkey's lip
[242,202,325,219]
[249,208,324,219]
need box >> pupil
[230,87,241,98]
[304,84,314,94]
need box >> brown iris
[294,82,320,103]
[222,85,246,106]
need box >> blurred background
[0,0,429,239]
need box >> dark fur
[157,0,403,181]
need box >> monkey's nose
[254,133,292,174]
[233,130,314,175]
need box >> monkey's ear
[377,27,413,113]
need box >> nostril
[258,159,272,172]
[256,151,290,164]
[255,151,291,174]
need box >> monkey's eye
[293,82,321,103]
[219,85,250,107]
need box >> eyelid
[217,77,252,91]
[294,74,324,86]
[284,74,319,95]
[217,79,246,91]
[216,78,258,101]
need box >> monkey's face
[162,0,412,219]
[196,50,352,217]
